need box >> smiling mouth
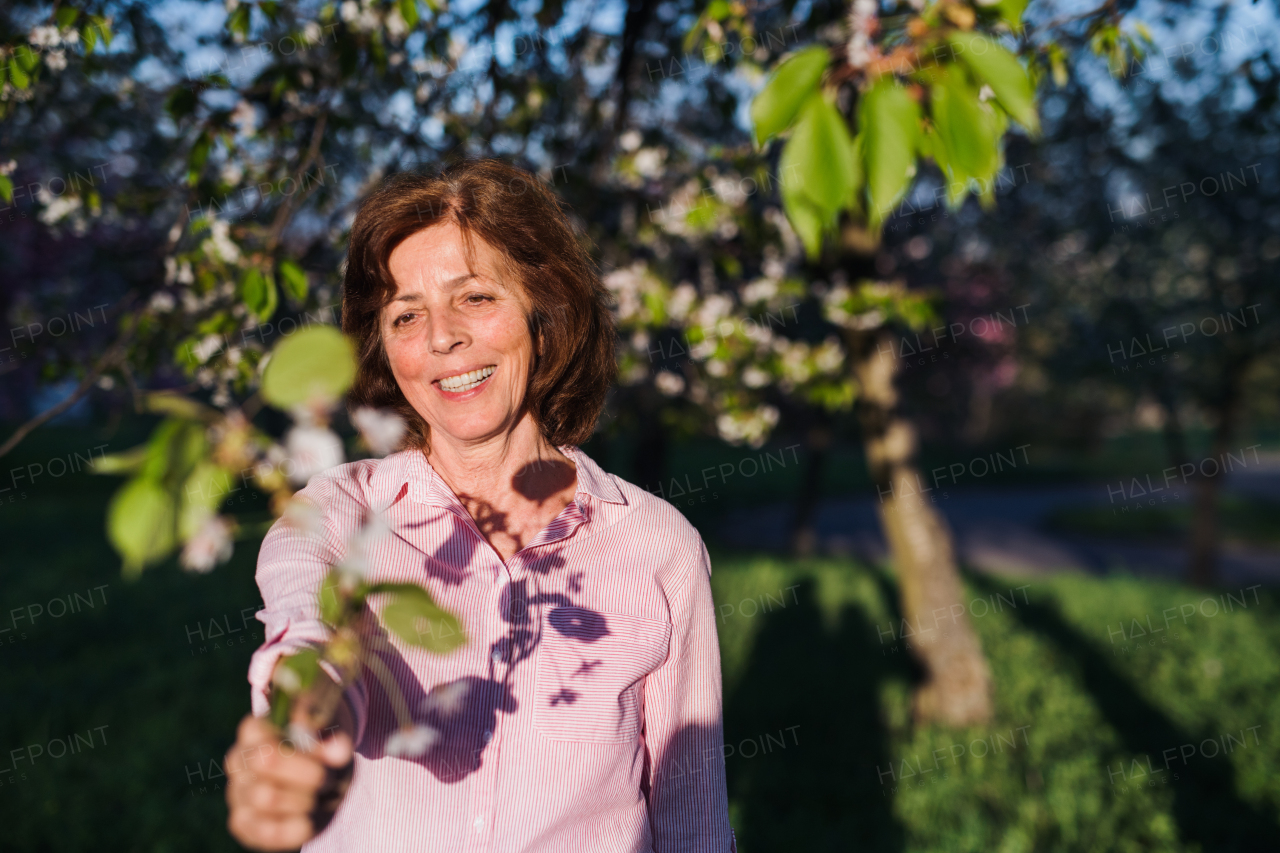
[437,365,496,393]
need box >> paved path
[717,464,1280,586]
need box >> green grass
[2,425,1279,851]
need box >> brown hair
[342,160,616,452]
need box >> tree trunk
[632,398,667,496]
[848,328,993,727]
[789,419,831,557]
[1186,407,1235,587]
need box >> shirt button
[483,729,493,743]
[473,815,485,832]
[491,648,502,663]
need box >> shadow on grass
[968,573,1279,852]
[723,577,908,853]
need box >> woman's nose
[429,309,468,354]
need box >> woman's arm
[247,478,368,746]
[642,536,737,853]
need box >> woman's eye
[393,312,417,326]
[466,294,493,305]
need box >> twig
[0,340,126,458]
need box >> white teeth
[438,365,495,392]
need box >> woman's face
[382,222,536,450]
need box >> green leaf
[276,648,322,694]
[0,175,12,204]
[107,478,177,576]
[707,0,731,20]
[144,391,219,421]
[278,259,309,303]
[787,93,859,219]
[8,58,30,90]
[374,583,465,653]
[320,569,347,626]
[187,134,212,186]
[227,5,251,38]
[141,419,209,487]
[782,192,826,260]
[56,7,80,29]
[179,461,233,540]
[260,325,358,409]
[860,77,922,227]
[928,66,1000,193]
[399,0,420,29]
[949,33,1040,134]
[241,268,278,321]
[92,15,114,47]
[82,21,98,53]
[995,0,1029,28]
[15,46,39,73]
[92,445,150,475]
[750,46,830,146]
[166,86,198,120]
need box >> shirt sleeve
[247,476,368,746]
[642,534,737,853]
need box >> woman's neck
[424,415,574,510]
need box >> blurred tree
[0,0,1144,727]
[941,5,1280,586]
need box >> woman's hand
[225,671,356,851]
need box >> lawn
[1,427,1278,851]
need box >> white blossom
[603,263,650,323]
[633,147,666,178]
[740,278,779,304]
[422,680,469,715]
[340,0,359,22]
[0,160,15,177]
[285,425,345,486]
[654,371,685,396]
[352,407,407,456]
[220,161,244,186]
[618,129,642,152]
[715,406,780,448]
[229,100,257,135]
[742,366,771,388]
[281,496,326,540]
[386,725,440,758]
[385,7,409,38]
[181,514,234,573]
[37,190,82,225]
[814,337,845,373]
[150,291,176,312]
[667,283,697,322]
[203,218,242,264]
[192,334,224,364]
[29,25,61,48]
[337,511,389,580]
[44,50,67,72]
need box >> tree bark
[789,418,831,557]
[847,328,993,727]
[1186,405,1235,587]
[632,397,668,497]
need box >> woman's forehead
[388,224,506,295]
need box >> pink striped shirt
[248,445,736,852]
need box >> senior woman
[224,160,736,852]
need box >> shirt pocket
[534,606,671,743]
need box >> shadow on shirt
[359,456,615,783]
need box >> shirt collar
[377,445,626,509]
